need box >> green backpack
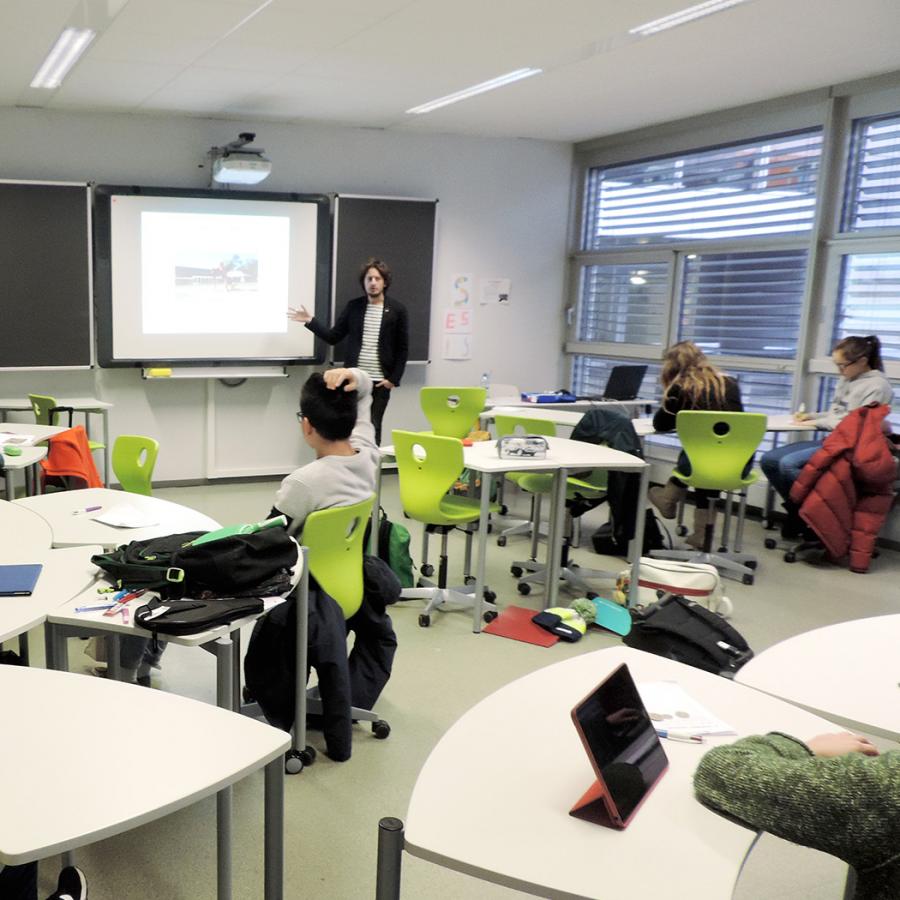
[377,510,415,589]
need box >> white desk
[482,405,587,430]
[0,396,113,484]
[378,646,837,900]
[0,499,53,551]
[485,398,649,413]
[1,445,47,499]
[14,488,220,550]
[0,665,289,900]
[736,614,900,742]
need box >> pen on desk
[120,607,130,625]
[76,602,118,613]
[72,505,102,516]
[656,729,705,743]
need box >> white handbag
[615,558,733,618]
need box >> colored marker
[72,505,102,516]
[656,730,705,743]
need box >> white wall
[0,108,572,482]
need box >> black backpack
[91,529,298,600]
[623,594,753,676]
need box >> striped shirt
[358,302,384,380]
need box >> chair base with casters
[650,491,758,585]
[400,523,498,628]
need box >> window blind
[843,113,900,231]
[834,253,900,361]
[679,250,807,359]
[583,130,822,249]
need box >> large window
[679,250,808,359]
[583,130,822,249]
[842,112,900,232]
[833,254,900,361]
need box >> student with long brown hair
[760,334,892,538]
[648,341,743,547]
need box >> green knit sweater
[693,733,900,900]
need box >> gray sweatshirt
[813,369,893,430]
[273,368,379,534]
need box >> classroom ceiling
[4,0,900,143]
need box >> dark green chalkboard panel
[0,182,91,368]
[331,195,436,363]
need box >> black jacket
[305,296,409,386]
[653,377,743,433]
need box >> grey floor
[18,475,900,899]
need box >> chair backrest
[675,411,767,491]
[420,387,486,439]
[392,430,465,523]
[494,414,556,439]
[29,393,63,426]
[112,434,160,496]
[300,495,375,620]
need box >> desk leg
[263,759,285,900]
[231,629,241,713]
[375,817,404,900]
[3,469,13,501]
[101,409,110,487]
[763,432,780,529]
[17,633,29,666]
[371,458,384,556]
[545,467,567,610]
[293,552,309,757]
[215,636,235,900]
[44,624,66,671]
[472,473,492,634]
[107,634,121,680]
[626,465,650,609]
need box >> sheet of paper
[0,432,37,447]
[638,680,736,735]
[93,504,159,528]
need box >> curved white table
[0,499,53,550]
[0,546,101,645]
[1,445,47,499]
[735,614,900,742]
[14,488,220,549]
[0,665,289,899]
[379,646,836,900]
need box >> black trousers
[370,385,392,446]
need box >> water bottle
[480,371,491,394]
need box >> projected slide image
[141,211,290,335]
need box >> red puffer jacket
[790,404,896,573]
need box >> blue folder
[0,564,43,597]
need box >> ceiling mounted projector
[209,133,272,185]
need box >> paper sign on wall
[443,306,472,334]
[443,335,472,359]
[481,278,511,306]
[451,273,473,307]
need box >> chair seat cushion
[514,472,554,494]
[436,492,500,523]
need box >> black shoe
[780,502,804,540]
[53,866,88,900]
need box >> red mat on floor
[483,605,559,647]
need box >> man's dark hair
[300,373,357,441]
[359,257,391,291]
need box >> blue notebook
[0,564,43,597]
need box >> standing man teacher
[289,257,409,445]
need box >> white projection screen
[94,186,331,366]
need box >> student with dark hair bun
[760,334,893,537]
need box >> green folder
[187,515,288,547]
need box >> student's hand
[324,368,357,391]
[806,732,880,758]
[793,411,813,422]
[287,306,312,323]
[375,379,396,390]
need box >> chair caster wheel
[499,504,509,516]
[496,535,507,547]
[676,525,688,536]
[764,538,777,550]
[285,746,316,775]
[784,551,796,563]
[510,565,523,578]
[464,575,476,585]
[517,582,531,596]
[483,589,496,604]
[717,546,727,553]
[483,609,498,624]
[421,564,434,577]
[746,560,757,570]
[372,720,391,740]
[741,574,754,585]
[487,523,493,534]
[418,614,431,627]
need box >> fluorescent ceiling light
[30,27,96,89]
[406,68,542,115]
[629,0,751,36]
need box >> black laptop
[601,365,647,401]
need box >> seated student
[269,366,378,532]
[0,863,87,900]
[648,341,743,548]
[760,334,893,538]
[694,730,900,899]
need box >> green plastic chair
[651,410,766,585]
[30,393,105,454]
[301,495,375,620]
[112,435,159,496]
[392,430,499,627]
[420,387,487,439]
